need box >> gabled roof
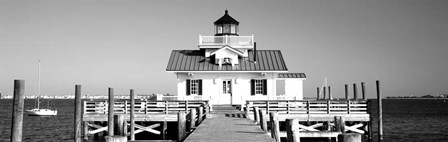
[210,45,244,56]
[214,10,239,25]
[278,73,306,78]
[166,50,288,72]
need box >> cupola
[214,10,239,36]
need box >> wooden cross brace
[297,123,323,131]
[129,123,161,135]
[87,123,107,135]
[344,123,365,134]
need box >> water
[1,99,448,141]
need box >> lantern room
[214,10,239,36]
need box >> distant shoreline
[385,98,448,100]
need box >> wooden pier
[81,99,210,141]
[244,100,372,141]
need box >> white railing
[199,35,254,46]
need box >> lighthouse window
[231,25,236,33]
[224,24,231,33]
[217,25,223,34]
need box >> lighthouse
[166,10,306,105]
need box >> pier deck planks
[184,113,274,142]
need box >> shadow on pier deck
[184,105,275,142]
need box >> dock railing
[246,100,368,115]
[83,100,209,115]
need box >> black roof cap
[214,10,239,25]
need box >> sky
[1,0,447,98]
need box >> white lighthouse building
[166,10,306,105]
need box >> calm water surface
[1,99,448,142]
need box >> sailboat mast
[37,60,41,109]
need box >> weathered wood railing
[84,100,209,114]
[245,100,372,142]
[246,100,368,115]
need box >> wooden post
[338,133,362,142]
[162,121,168,140]
[377,80,383,142]
[130,89,135,140]
[368,100,373,141]
[245,104,250,117]
[259,109,268,132]
[270,112,280,142]
[345,84,349,100]
[328,86,332,100]
[327,100,331,114]
[286,118,300,142]
[177,112,187,141]
[361,82,366,100]
[323,86,326,100]
[334,116,345,132]
[317,87,320,100]
[253,107,260,124]
[189,108,197,130]
[306,101,310,114]
[266,101,270,112]
[108,87,114,137]
[198,106,204,123]
[83,121,89,140]
[114,115,125,136]
[11,80,25,142]
[75,85,82,142]
[353,83,358,100]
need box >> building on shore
[166,10,306,105]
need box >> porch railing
[199,35,254,46]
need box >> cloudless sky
[1,0,447,98]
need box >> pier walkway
[184,105,275,142]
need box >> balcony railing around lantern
[199,35,254,46]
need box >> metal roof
[214,10,239,25]
[277,73,306,78]
[166,50,288,72]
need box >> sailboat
[26,60,57,116]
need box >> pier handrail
[83,100,209,115]
[246,100,368,114]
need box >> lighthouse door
[219,80,232,104]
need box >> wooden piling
[328,86,332,100]
[361,82,366,100]
[286,118,300,142]
[334,116,345,132]
[253,107,260,124]
[377,80,383,142]
[189,108,197,130]
[338,133,361,142]
[245,104,250,117]
[323,86,326,100]
[130,89,135,140]
[270,112,280,142]
[162,121,168,140]
[114,115,125,136]
[317,87,320,100]
[259,109,268,132]
[177,112,187,141]
[198,106,204,123]
[11,80,25,142]
[83,121,89,140]
[353,83,358,100]
[345,84,349,100]
[75,85,82,142]
[108,88,115,137]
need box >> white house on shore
[165,10,306,105]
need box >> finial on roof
[225,10,228,14]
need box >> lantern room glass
[215,24,238,36]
